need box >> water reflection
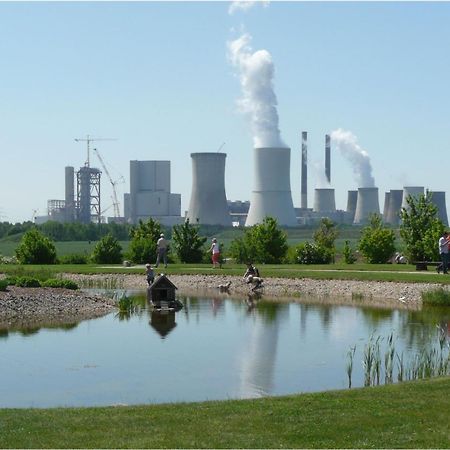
[150,310,177,338]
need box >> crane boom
[93,148,121,218]
[74,135,117,167]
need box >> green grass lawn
[0,377,448,448]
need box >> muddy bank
[0,286,116,329]
[63,273,442,309]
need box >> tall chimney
[325,134,331,183]
[301,131,308,209]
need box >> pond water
[0,290,448,408]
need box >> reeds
[348,326,449,388]
[421,288,450,306]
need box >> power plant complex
[35,133,449,228]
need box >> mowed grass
[0,378,448,448]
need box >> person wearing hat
[155,233,168,268]
[209,237,221,268]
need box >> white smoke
[330,128,375,188]
[227,32,287,148]
[228,1,269,15]
[312,160,331,188]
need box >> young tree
[313,218,338,263]
[15,228,58,264]
[127,218,163,264]
[400,192,444,261]
[91,234,123,264]
[358,214,396,263]
[228,217,288,264]
[171,219,207,263]
[343,240,357,264]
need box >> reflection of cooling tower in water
[385,190,403,225]
[245,147,297,226]
[401,186,424,211]
[429,191,448,226]
[346,190,358,222]
[187,153,232,226]
[313,188,336,213]
[353,187,380,224]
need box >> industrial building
[124,160,182,226]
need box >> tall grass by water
[422,287,450,306]
[348,326,449,388]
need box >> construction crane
[93,148,124,218]
[217,142,226,152]
[74,135,117,167]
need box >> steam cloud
[228,1,269,15]
[330,128,375,187]
[227,32,287,148]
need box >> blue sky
[1,1,450,223]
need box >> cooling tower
[353,187,380,224]
[385,190,403,225]
[301,132,308,209]
[382,192,390,223]
[245,147,297,227]
[186,152,232,226]
[313,188,336,213]
[325,134,331,183]
[65,166,75,222]
[401,186,424,210]
[429,191,448,226]
[346,190,358,222]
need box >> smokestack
[325,134,331,183]
[429,191,448,226]
[346,190,358,223]
[65,166,75,222]
[187,153,232,226]
[385,190,403,225]
[301,131,307,209]
[245,147,297,227]
[313,188,336,213]
[353,187,380,224]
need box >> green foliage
[3,276,17,286]
[41,279,79,290]
[0,279,8,291]
[400,192,444,261]
[358,214,396,263]
[171,219,207,263]
[15,276,41,287]
[15,228,57,264]
[343,240,357,264]
[313,218,338,260]
[127,219,163,264]
[118,295,134,313]
[228,217,288,264]
[295,242,334,264]
[91,234,123,264]
[59,253,88,264]
[422,288,450,306]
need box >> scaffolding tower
[76,166,101,224]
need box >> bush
[15,276,41,287]
[359,214,396,263]
[295,242,333,264]
[3,276,17,286]
[59,254,88,264]
[15,228,57,265]
[171,219,207,263]
[91,234,123,264]
[313,218,338,262]
[343,240,357,264]
[0,255,18,264]
[127,218,163,264]
[41,279,79,290]
[0,280,8,291]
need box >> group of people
[144,232,168,286]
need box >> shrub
[15,276,41,287]
[127,218,163,264]
[171,219,207,263]
[343,240,357,264]
[295,242,333,264]
[0,280,8,291]
[422,288,450,306]
[313,218,338,262]
[41,279,79,290]
[358,214,396,263]
[59,253,88,264]
[91,234,123,264]
[3,276,17,286]
[0,255,18,264]
[15,228,57,265]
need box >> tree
[127,218,162,264]
[295,241,333,264]
[400,192,444,261]
[15,228,57,264]
[171,219,207,263]
[91,234,123,264]
[228,217,288,264]
[358,214,396,263]
[343,240,357,264]
[313,218,338,262]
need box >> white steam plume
[227,32,286,148]
[330,128,375,188]
[228,1,269,15]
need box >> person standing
[437,231,449,274]
[209,238,221,268]
[145,263,155,285]
[155,233,168,268]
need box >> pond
[0,290,448,408]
